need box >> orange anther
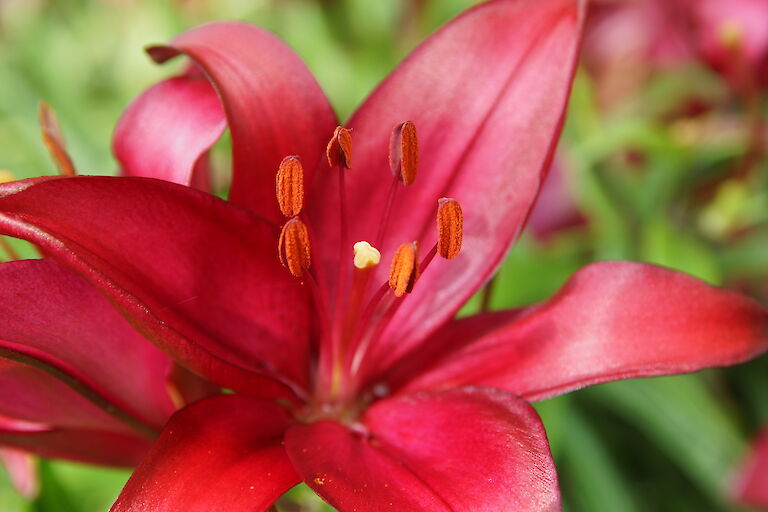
[388,242,419,297]
[276,156,304,217]
[326,126,352,169]
[389,121,418,186]
[437,198,463,259]
[38,101,77,177]
[278,218,311,277]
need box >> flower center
[274,123,463,421]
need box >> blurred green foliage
[0,0,766,511]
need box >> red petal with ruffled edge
[401,262,768,401]
[286,387,559,512]
[734,428,768,508]
[0,177,310,398]
[308,0,585,375]
[0,259,175,430]
[147,21,338,222]
[114,74,225,189]
[111,395,298,512]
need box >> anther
[353,241,381,269]
[389,121,418,185]
[38,101,77,176]
[0,170,14,183]
[437,198,463,259]
[278,218,311,277]
[326,126,352,168]
[388,242,420,297]
[276,156,304,217]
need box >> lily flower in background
[0,0,767,510]
[734,427,768,509]
[687,0,768,92]
[526,156,585,242]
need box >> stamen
[326,126,352,169]
[278,218,311,277]
[389,121,418,185]
[388,242,420,297]
[436,197,463,259]
[276,156,305,217]
[0,170,14,183]
[353,241,381,269]
[38,101,77,176]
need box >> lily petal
[147,21,338,221]
[0,259,175,429]
[0,358,142,436]
[0,427,151,467]
[286,387,559,512]
[0,176,310,397]
[310,0,585,369]
[734,428,768,508]
[114,74,226,189]
[111,395,299,512]
[402,262,768,401]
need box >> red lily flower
[734,427,768,509]
[0,0,766,510]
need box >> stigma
[353,241,381,269]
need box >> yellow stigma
[353,241,381,269]
[0,170,15,183]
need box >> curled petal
[402,262,768,401]
[286,387,559,512]
[114,74,225,189]
[147,21,338,222]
